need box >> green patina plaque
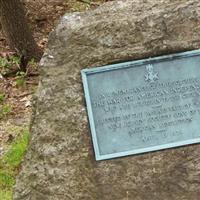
[82,50,200,161]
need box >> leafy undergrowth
[0,55,21,76]
[0,129,29,200]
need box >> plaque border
[81,49,200,161]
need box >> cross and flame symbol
[145,64,159,83]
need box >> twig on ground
[13,92,34,98]
[77,0,100,5]
[3,69,19,77]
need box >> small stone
[48,55,54,59]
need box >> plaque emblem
[145,64,158,83]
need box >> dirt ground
[0,0,113,157]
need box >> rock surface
[14,0,200,199]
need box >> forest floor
[0,0,112,199]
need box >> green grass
[0,129,29,200]
[0,104,12,120]
[0,94,4,103]
[3,131,29,167]
[0,93,11,120]
[0,190,12,200]
[0,171,15,187]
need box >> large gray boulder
[14,0,200,199]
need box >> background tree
[0,0,42,72]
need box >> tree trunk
[0,0,42,71]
